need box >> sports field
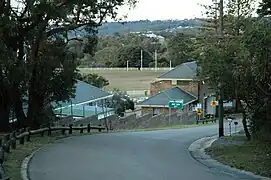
[79,68,168,91]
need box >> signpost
[168,100,184,124]
[168,100,184,109]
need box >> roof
[138,87,197,107]
[158,61,197,80]
[56,80,112,107]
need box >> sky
[118,0,213,21]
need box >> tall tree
[257,0,271,15]
[0,0,137,130]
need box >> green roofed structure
[54,80,114,119]
[137,87,197,115]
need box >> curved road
[28,124,240,180]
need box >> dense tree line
[0,0,136,132]
[195,0,271,141]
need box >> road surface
[28,124,243,180]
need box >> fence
[79,67,172,71]
[0,124,106,180]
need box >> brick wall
[150,80,172,96]
[177,80,199,97]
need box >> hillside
[98,19,202,35]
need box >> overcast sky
[118,0,213,21]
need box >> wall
[73,115,100,126]
[177,80,198,97]
[150,80,172,96]
[141,107,179,115]
[110,111,198,130]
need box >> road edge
[20,136,77,180]
[188,136,271,180]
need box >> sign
[211,101,217,107]
[168,100,183,109]
[196,108,203,116]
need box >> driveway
[28,124,243,180]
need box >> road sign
[196,108,203,116]
[168,100,183,109]
[211,101,217,107]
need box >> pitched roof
[57,80,112,107]
[158,61,197,80]
[138,87,197,107]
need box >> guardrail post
[4,134,10,153]
[11,132,16,149]
[87,124,91,133]
[19,134,25,145]
[61,125,65,135]
[69,124,73,134]
[80,124,83,134]
[41,129,44,137]
[27,128,31,142]
[48,126,52,136]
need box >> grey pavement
[28,123,243,180]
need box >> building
[137,87,198,115]
[54,80,114,120]
[149,60,215,116]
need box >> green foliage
[258,0,271,16]
[109,89,135,117]
[167,32,195,66]
[0,0,137,130]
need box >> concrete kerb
[188,135,271,180]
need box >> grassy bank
[206,136,271,178]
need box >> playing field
[79,68,168,91]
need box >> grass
[2,130,100,180]
[206,136,271,178]
[79,69,167,91]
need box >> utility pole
[155,49,157,72]
[218,0,224,137]
[170,60,172,70]
[140,49,143,71]
[126,60,129,71]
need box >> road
[28,123,243,180]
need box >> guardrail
[0,124,105,180]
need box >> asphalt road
[28,124,242,180]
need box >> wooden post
[27,129,31,142]
[98,124,102,132]
[87,124,91,133]
[80,124,83,134]
[48,126,52,136]
[11,132,16,149]
[19,135,25,145]
[61,125,65,135]
[41,129,44,137]
[69,124,73,134]
[5,134,10,153]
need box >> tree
[109,89,135,117]
[167,32,194,66]
[258,0,271,16]
[0,0,137,131]
[116,45,153,67]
